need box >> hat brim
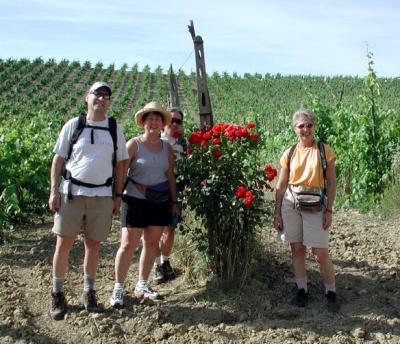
[134,108,171,128]
[96,85,112,96]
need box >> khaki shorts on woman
[281,189,329,248]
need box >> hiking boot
[161,260,176,280]
[51,292,67,320]
[110,288,124,309]
[134,282,160,300]
[154,264,166,285]
[79,289,101,313]
[326,291,340,313]
[294,288,308,307]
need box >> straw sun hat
[134,101,171,128]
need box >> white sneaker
[110,288,124,308]
[134,282,160,300]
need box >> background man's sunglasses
[171,118,183,125]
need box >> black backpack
[287,141,327,194]
[63,113,118,199]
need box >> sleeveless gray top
[124,137,170,199]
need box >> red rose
[225,129,236,138]
[188,131,202,144]
[233,128,247,138]
[266,172,276,181]
[212,150,222,158]
[211,125,222,137]
[250,133,260,140]
[243,191,254,206]
[243,197,253,207]
[265,165,277,180]
[186,148,193,155]
[202,132,212,141]
[212,138,221,145]
[265,165,273,172]
[235,186,247,198]
[173,131,181,139]
[246,122,256,129]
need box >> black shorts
[121,195,170,228]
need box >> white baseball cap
[89,81,112,95]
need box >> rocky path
[0,209,399,343]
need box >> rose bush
[179,122,277,285]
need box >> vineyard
[1,56,399,228]
[0,57,400,343]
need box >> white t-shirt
[161,132,185,174]
[54,116,129,197]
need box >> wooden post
[188,20,213,130]
[169,64,180,109]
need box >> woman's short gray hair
[292,108,317,126]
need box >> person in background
[153,108,187,284]
[110,102,180,308]
[273,108,339,312]
[48,81,128,320]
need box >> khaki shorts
[281,189,329,248]
[52,194,113,242]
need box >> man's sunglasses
[296,123,314,129]
[171,118,183,125]
[91,89,111,100]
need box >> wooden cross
[188,20,213,130]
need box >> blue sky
[1,0,399,77]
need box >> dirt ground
[0,209,399,344]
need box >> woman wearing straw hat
[110,101,180,307]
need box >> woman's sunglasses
[296,123,314,129]
[171,118,183,125]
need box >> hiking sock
[137,279,147,287]
[324,283,336,294]
[295,277,308,292]
[113,282,124,291]
[155,256,161,266]
[52,277,64,293]
[84,274,95,292]
[161,255,170,263]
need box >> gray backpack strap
[318,141,327,194]
[287,144,297,176]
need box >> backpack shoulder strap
[108,117,118,167]
[318,141,327,180]
[66,113,86,161]
[287,143,297,176]
[318,141,327,193]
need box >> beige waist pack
[290,186,324,212]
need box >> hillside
[0,209,399,343]
[2,57,400,127]
[0,57,399,343]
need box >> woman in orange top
[274,108,339,312]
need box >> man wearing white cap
[48,81,129,320]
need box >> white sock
[154,256,161,266]
[84,274,95,292]
[52,277,64,293]
[295,277,308,292]
[137,279,147,287]
[161,255,170,263]
[114,282,124,291]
